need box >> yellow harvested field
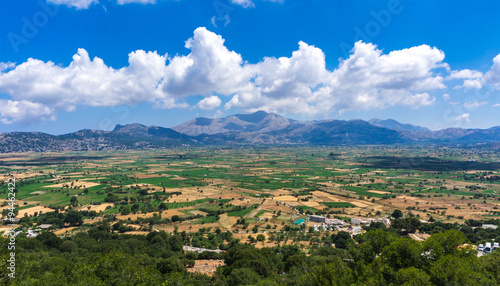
[0,173,36,180]
[54,227,76,235]
[158,222,221,233]
[311,191,341,201]
[116,210,185,220]
[44,181,100,188]
[301,201,322,208]
[123,231,150,235]
[218,213,238,230]
[274,195,299,202]
[350,201,369,208]
[190,210,208,216]
[0,225,16,236]
[368,190,390,194]
[18,205,54,217]
[78,203,114,213]
[171,176,187,180]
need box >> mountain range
[0,111,499,152]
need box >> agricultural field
[1,146,500,238]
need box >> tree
[228,268,261,286]
[423,229,466,261]
[332,231,354,249]
[36,232,62,249]
[64,210,84,226]
[306,260,354,286]
[60,241,77,253]
[429,255,493,285]
[256,234,266,242]
[380,238,423,271]
[70,196,78,206]
[392,209,403,219]
[392,217,421,236]
[248,235,256,243]
[394,267,432,286]
[157,257,185,274]
[131,203,140,213]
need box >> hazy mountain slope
[172,111,298,136]
[1,111,499,152]
[369,118,430,132]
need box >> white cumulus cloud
[0,62,15,72]
[0,100,55,124]
[483,54,500,89]
[47,0,98,9]
[197,95,222,110]
[0,49,170,123]
[161,27,253,97]
[0,28,452,124]
[117,0,156,4]
[462,79,482,89]
[448,69,483,79]
[231,0,255,8]
[226,41,445,114]
[453,113,470,123]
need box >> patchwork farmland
[1,146,500,240]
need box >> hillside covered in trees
[3,216,500,285]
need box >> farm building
[482,224,498,230]
[325,218,344,225]
[309,215,326,223]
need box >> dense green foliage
[3,219,500,285]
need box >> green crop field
[1,146,499,233]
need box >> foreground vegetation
[2,219,500,285]
[1,146,500,284]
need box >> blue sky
[0,0,500,134]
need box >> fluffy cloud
[453,113,470,123]
[197,96,222,110]
[483,54,500,89]
[448,69,483,89]
[47,0,284,10]
[47,0,97,9]
[462,79,482,89]
[451,54,500,90]
[161,27,253,97]
[0,100,54,124]
[47,0,158,8]
[231,0,284,8]
[231,0,255,8]
[226,41,444,113]
[0,28,451,124]
[117,0,156,4]
[463,100,487,109]
[0,49,169,123]
[448,69,483,79]
[0,62,15,72]
[1,48,167,107]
